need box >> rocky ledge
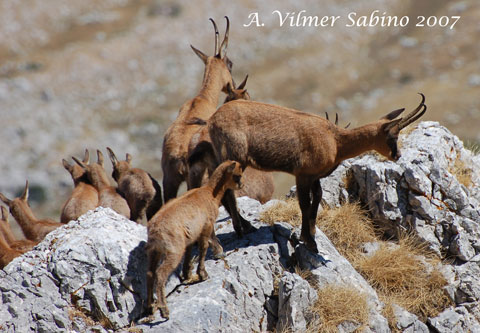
[1,122,479,332]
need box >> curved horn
[219,16,230,58]
[97,150,104,167]
[21,180,29,201]
[335,113,339,126]
[106,147,118,166]
[83,149,90,164]
[325,112,329,121]
[209,18,220,56]
[238,74,248,89]
[72,156,87,169]
[399,93,427,129]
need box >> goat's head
[191,16,233,93]
[376,93,427,161]
[73,150,109,186]
[63,149,90,183]
[106,147,132,182]
[0,180,31,217]
[224,75,250,103]
[224,161,243,191]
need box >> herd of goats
[0,17,427,320]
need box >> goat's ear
[62,159,72,171]
[126,153,132,164]
[382,118,402,133]
[97,150,104,167]
[106,147,118,166]
[0,193,11,206]
[21,180,29,201]
[381,108,405,120]
[72,156,87,169]
[226,161,237,174]
[83,149,90,164]
[190,45,208,64]
[1,206,7,221]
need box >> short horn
[237,74,248,89]
[21,180,29,201]
[83,149,90,164]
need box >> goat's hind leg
[154,252,183,320]
[181,245,194,281]
[309,179,322,237]
[296,176,319,253]
[145,249,161,318]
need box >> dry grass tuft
[259,199,301,227]
[308,285,369,333]
[450,157,473,188]
[68,307,95,327]
[316,202,376,261]
[355,235,451,322]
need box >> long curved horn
[219,16,230,58]
[399,93,426,129]
[209,18,219,56]
[106,147,118,166]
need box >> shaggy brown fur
[191,94,426,252]
[187,76,274,204]
[145,160,243,320]
[161,17,234,203]
[73,150,130,219]
[0,181,63,243]
[61,149,99,223]
[0,206,37,253]
[107,147,163,222]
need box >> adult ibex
[162,16,234,203]
[190,94,427,252]
[187,75,274,204]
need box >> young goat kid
[0,181,63,243]
[73,150,131,219]
[0,231,22,269]
[145,160,243,320]
[187,75,274,204]
[0,206,37,252]
[162,16,234,202]
[191,94,427,252]
[107,147,162,222]
[61,149,99,223]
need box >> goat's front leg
[296,176,318,253]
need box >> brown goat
[73,150,131,219]
[107,147,163,222]
[190,94,427,252]
[0,230,22,269]
[0,181,63,243]
[162,17,234,203]
[61,149,99,223]
[187,76,274,204]
[0,206,37,252]
[145,160,243,320]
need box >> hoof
[300,234,319,253]
[183,274,201,284]
[160,307,170,320]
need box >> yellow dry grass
[450,157,473,188]
[308,285,369,333]
[354,235,451,323]
[259,199,301,227]
[68,307,95,327]
[316,202,376,261]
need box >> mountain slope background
[0,0,479,220]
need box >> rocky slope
[0,122,479,332]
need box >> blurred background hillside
[0,0,479,219]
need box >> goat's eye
[233,175,241,183]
